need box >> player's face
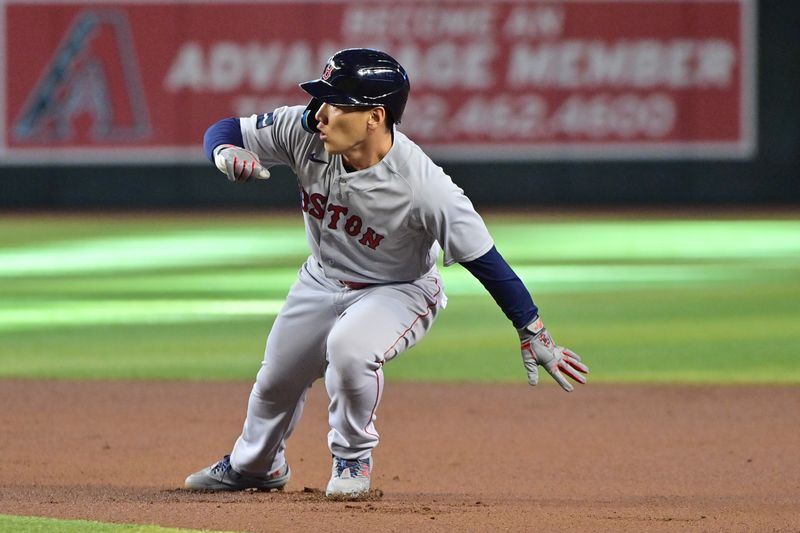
[315,103,376,154]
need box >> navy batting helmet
[299,48,410,133]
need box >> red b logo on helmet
[321,64,333,81]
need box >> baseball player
[184,48,588,499]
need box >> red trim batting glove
[213,144,270,182]
[517,316,589,392]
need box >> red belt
[339,280,375,290]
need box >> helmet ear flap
[301,98,323,133]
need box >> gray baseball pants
[229,257,446,476]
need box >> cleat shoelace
[334,457,370,479]
[211,455,232,475]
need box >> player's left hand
[213,144,270,182]
[517,316,588,392]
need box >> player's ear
[367,107,386,131]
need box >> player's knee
[253,364,296,397]
[326,330,380,375]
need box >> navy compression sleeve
[203,118,243,162]
[460,246,538,329]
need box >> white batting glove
[517,316,588,392]
[213,144,270,182]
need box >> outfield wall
[1,0,798,208]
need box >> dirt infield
[1,381,798,532]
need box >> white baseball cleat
[325,456,372,499]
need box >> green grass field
[1,213,798,384]
[2,213,799,532]
[0,515,231,533]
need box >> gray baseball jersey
[227,106,496,476]
[240,105,494,283]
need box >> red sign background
[2,0,756,162]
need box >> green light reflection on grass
[0,229,308,277]
[439,262,797,295]
[492,220,800,261]
[2,220,799,278]
[0,299,284,332]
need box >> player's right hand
[517,316,588,392]
[213,144,270,182]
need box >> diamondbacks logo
[321,64,334,81]
[13,10,151,143]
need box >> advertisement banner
[2,0,756,163]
